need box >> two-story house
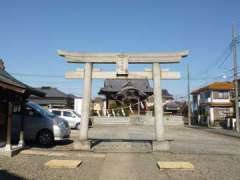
[191,82,234,126]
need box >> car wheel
[37,130,54,146]
[76,123,80,130]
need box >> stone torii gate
[58,50,189,151]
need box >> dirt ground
[0,125,240,180]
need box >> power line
[217,50,232,69]
[203,43,232,75]
[196,36,240,78]
[11,73,65,78]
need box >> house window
[205,91,211,98]
[212,91,229,99]
[200,91,210,101]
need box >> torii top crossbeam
[58,50,189,64]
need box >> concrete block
[21,150,49,156]
[0,146,23,157]
[152,141,170,151]
[73,140,90,151]
[45,160,82,168]
[48,152,65,157]
[157,161,194,170]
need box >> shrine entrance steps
[88,124,155,152]
[90,139,152,153]
[87,117,181,152]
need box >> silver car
[12,102,71,146]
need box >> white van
[49,109,81,129]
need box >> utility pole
[232,23,240,132]
[187,64,191,126]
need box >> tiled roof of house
[191,82,234,94]
[164,101,181,110]
[28,87,75,106]
[33,87,68,98]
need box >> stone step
[164,120,184,126]
[93,120,130,125]
[91,140,152,153]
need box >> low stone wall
[92,115,184,126]
[92,117,130,125]
[164,115,184,126]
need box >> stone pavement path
[98,153,168,180]
[91,140,152,152]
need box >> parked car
[12,102,71,146]
[49,108,81,129]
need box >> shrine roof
[99,79,153,95]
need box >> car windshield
[27,102,56,118]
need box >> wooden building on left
[0,60,44,157]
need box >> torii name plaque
[116,54,128,76]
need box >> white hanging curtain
[121,108,126,117]
[112,109,116,117]
[129,104,134,113]
[107,110,111,117]
[97,110,101,117]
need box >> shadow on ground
[90,139,153,148]
[24,139,73,149]
[0,169,26,180]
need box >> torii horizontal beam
[66,69,180,80]
[58,50,189,64]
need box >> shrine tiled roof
[99,79,153,95]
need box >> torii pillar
[58,50,189,151]
[76,62,92,150]
[152,63,168,150]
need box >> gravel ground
[0,125,240,180]
[0,155,104,180]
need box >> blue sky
[1,0,240,98]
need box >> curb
[20,149,106,158]
[187,125,240,139]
